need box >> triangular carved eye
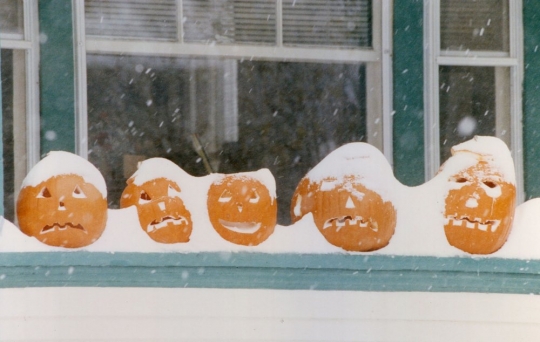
[218,189,233,203]
[72,185,87,198]
[249,190,260,204]
[37,187,51,198]
[139,191,151,204]
[345,196,355,209]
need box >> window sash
[423,0,524,203]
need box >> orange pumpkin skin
[311,176,396,252]
[444,161,516,254]
[290,177,317,223]
[207,175,277,246]
[121,177,192,244]
[17,174,108,248]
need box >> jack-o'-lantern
[311,176,397,251]
[440,136,516,254]
[17,151,108,248]
[290,177,317,223]
[443,161,516,254]
[207,170,277,246]
[291,142,398,251]
[121,177,192,244]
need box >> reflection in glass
[439,66,511,162]
[440,0,509,52]
[87,55,367,224]
[0,0,23,37]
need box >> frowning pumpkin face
[444,161,516,254]
[207,175,277,246]
[17,174,108,248]
[121,177,192,244]
[311,176,397,252]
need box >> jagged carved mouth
[323,215,378,232]
[218,219,261,234]
[41,223,86,235]
[445,215,501,232]
[147,216,189,233]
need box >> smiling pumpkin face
[311,176,396,252]
[207,174,277,246]
[17,174,108,248]
[444,161,516,254]
[120,177,192,244]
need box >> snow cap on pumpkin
[128,157,190,186]
[214,169,277,199]
[21,151,107,197]
[440,136,516,184]
[306,142,395,201]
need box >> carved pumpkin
[207,170,277,246]
[440,138,516,254]
[16,152,108,248]
[121,177,192,243]
[311,176,397,251]
[290,177,317,223]
[291,142,398,252]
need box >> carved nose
[58,201,66,211]
[237,203,243,212]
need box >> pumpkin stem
[191,133,214,174]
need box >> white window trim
[0,0,40,199]
[423,0,524,202]
[80,0,394,164]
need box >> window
[424,0,523,200]
[0,0,40,221]
[83,0,392,224]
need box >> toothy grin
[147,216,189,233]
[218,219,261,234]
[323,216,378,232]
[445,216,501,232]
[40,223,86,235]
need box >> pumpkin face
[311,176,396,252]
[207,174,277,246]
[17,174,108,248]
[444,161,516,254]
[121,177,192,243]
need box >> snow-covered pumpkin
[16,151,108,248]
[120,158,193,244]
[291,143,398,252]
[439,136,516,254]
[207,169,277,246]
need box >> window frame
[423,0,524,202]
[0,0,41,215]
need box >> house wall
[2,288,540,341]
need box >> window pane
[439,66,511,162]
[2,49,27,222]
[85,0,178,41]
[0,0,23,37]
[440,0,509,52]
[87,55,367,224]
[283,0,372,48]
[183,0,277,45]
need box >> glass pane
[439,66,511,162]
[183,0,277,45]
[2,49,27,222]
[87,55,367,224]
[85,0,178,41]
[0,0,23,37]
[2,50,15,221]
[283,0,372,48]
[440,0,509,52]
